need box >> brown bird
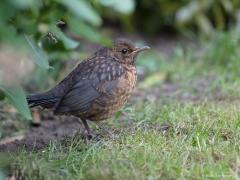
[27,39,150,138]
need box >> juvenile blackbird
[27,39,150,137]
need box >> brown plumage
[27,39,150,137]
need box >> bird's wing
[54,57,125,115]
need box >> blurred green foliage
[205,31,240,65]
[127,0,240,35]
[175,0,240,35]
[0,0,239,119]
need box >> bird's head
[111,38,150,65]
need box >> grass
[10,102,240,179]
[2,30,240,179]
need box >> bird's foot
[98,125,114,139]
[85,132,101,141]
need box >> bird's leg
[81,119,93,139]
[81,119,101,140]
[81,119,91,134]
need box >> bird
[27,38,150,138]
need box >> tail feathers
[27,92,59,109]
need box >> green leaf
[99,0,135,14]
[68,18,112,46]
[176,1,199,23]
[25,35,50,69]
[196,14,213,36]
[220,0,233,13]
[68,18,101,41]
[9,0,40,9]
[50,26,79,50]
[56,0,101,26]
[0,86,32,120]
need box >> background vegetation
[0,0,240,118]
[0,0,240,179]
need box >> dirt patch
[0,116,85,152]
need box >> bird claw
[85,133,101,141]
[98,125,114,139]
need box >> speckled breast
[85,65,137,121]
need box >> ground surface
[0,31,240,179]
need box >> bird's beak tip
[141,46,151,51]
[135,46,151,53]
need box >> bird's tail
[26,91,58,109]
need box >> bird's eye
[121,49,128,54]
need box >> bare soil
[0,115,85,152]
